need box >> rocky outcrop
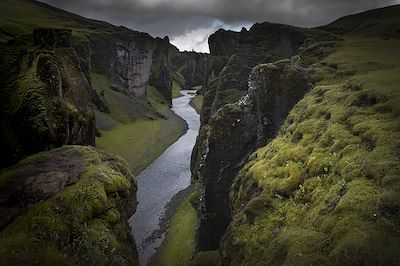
[89,30,155,99]
[206,23,326,116]
[149,37,175,104]
[192,58,312,250]
[0,28,95,168]
[0,145,138,265]
[177,51,208,89]
[191,22,332,251]
[208,29,240,56]
[0,23,187,167]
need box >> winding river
[128,90,200,265]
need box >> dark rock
[0,145,138,265]
[208,29,240,57]
[0,148,83,229]
[149,37,175,104]
[191,58,312,250]
[191,25,334,249]
[90,31,155,99]
[0,32,95,168]
[182,52,208,89]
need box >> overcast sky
[41,0,399,52]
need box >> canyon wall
[191,22,332,250]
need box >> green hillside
[220,5,400,265]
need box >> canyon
[0,1,400,266]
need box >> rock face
[0,28,95,167]
[0,24,185,167]
[208,29,240,56]
[191,22,329,250]
[0,146,138,265]
[206,23,327,115]
[89,30,155,99]
[149,37,175,104]
[179,51,208,89]
[191,58,312,250]
[192,6,400,265]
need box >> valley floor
[96,109,187,175]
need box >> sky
[41,0,400,53]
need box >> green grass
[147,85,169,109]
[97,120,161,173]
[222,32,400,265]
[91,73,157,126]
[0,0,132,43]
[157,187,198,266]
[92,74,186,174]
[189,95,204,114]
[172,80,182,98]
[0,146,137,266]
[171,70,187,98]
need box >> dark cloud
[40,0,399,51]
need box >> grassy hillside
[222,5,400,265]
[0,0,136,42]
[0,0,188,173]
[92,73,187,174]
[189,95,204,114]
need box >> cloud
[40,0,399,51]
[170,21,252,53]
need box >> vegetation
[157,186,198,266]
[93,76,187,174]
[0,146,137,266]
[172,71,185,98]
[222,9,400,265]
[189,95,204,114]
[172,80,183,98]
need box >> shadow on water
[129,90,200,265]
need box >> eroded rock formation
[192,58,312,250]
[0,146,138,265]
[0,28,95,167]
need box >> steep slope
[191,4,400,264]
[192,22,336,250]
[0,1,201,265]
[0,28,95,167]
[0,0,187,168]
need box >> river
[128,90,200,265]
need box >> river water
[128,90,200,265]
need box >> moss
[0,146,138,266]
[189,95,204,114]
[156,185,198,266]
[172,80,182,98]
[222,25,400,264]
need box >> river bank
[129,90,200,265]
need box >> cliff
[191,4,400,265]
[0,28,95,167]
[192,22,335,250]
[149,37,175,104]
[172,51,208,89]
[0,0,186,167]
[0,0,198,265]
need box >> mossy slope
[0,28,95,168]
[0,145,138,266]
[220,5,400,266]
